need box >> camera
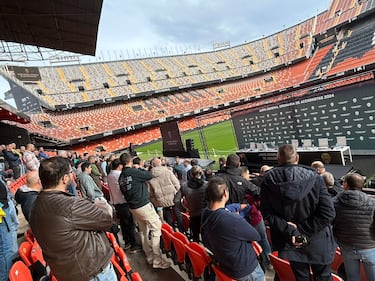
[295,235,308,247]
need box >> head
[218,157,226,164]
[26,143,35,152]
[343,173,364,191]
[239,166,250,180]
[206,176,229,204]
[81,162,92,174]
[190,165,203,179]
[226,154,240,167]
[151,158,162,167]
[183,159,190,167]
[111,158,123,171]
[160,157,167,166]
[321,172,335,188]
[311,161,326,175]
[26,171,42,191]
[119,152,133,166]
[191,159,198,166]
[57,150,68,158]
[88,155,96,164]
[39,157,73,190]
[259,165,271,176]
[277,144,299,165]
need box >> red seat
[115,247,132,274]
[269,251,296,281]
[106,232,120,251]
[211,264,236,281]
[24,228,35,244]
[19,241,33,267]
[331,247,343,274]
[181,212,190,233]
[170,231,190,270]
[111,254,127,280]
[9,261,33,281]
[333,273,344,281]
[185,242,212,280]
[31,241,46,267]
[161,223,174,256]
[252,241,263,257]
[130,272,143,281]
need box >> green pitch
[136,120,238,164]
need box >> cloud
[95,0,330,58]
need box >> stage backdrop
[231,81,375,154]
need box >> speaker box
[78,86,85,92]
[103,82,109,88]
[186,139,194,151]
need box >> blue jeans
[237,263,264,281]
[89,262,118,281]
[254,219,272,263]
[0,199,19,281]
[340,245,375,281]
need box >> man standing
[201,176,264,281]
[107,158,141,253]
[148,158,183,231]
[216,154,260,204]
[30,156,117,281]
[261,144,336,281]
[77,162,104,202]
[23,143,40,172]
[15,170,42,222]
[2,143,22,179]
[118,153,170,269]
[333,173,375,281]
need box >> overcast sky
[94,0,332,60]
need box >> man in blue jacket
[261,144,336,281]
[201,176,264,281]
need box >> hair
[151,158,161,167]
[260,165,271,175]
[191,159,198,166]
[226,154,240,167]
[111,158,122,170]
[344,173,364,191]
[190,165,203,179]
[239,166,249,175]
[321,172,335,187]
[119,152,132,166]
[133,157,142,165]
[87,155,96,162]
[39,157,71,190]
[57,150,68,157]
[311,161,325,170]
[206,176,228,202]
[278,144,298,165]
[81,162,91,172]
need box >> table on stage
[237,146,352,167]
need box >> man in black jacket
[118,153,170,269]
[261,144,336,281]
[216,154,260,204]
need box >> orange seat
[9,261,33,281]
[106,232,120,250]
[211,264,236,281]
[115,247,132,274]
[181,212,190,233]
[170,231,190,270]
[161,223,174,256]
[252,241,263,257]
[130,272,143,281]
[331,247,342,274]
[111,254,127,279]
[185,242,212,280]
[24,228,35,244]
[31,241,46,267]
[19,241,33,267]
[333,273,345,281]
[269,251,296,281]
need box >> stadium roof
[0,0,103,56]
[0,101,30,124]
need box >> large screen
[232,81,375,152]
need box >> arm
[170,171,180,191]
[90,164,101,177]
[70,198,113,231]
[298,177,335,235]
[233,215,261,242]
[133,168,153,181]
[245,180,260,198]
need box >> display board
[232,81,375,152]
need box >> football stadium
[1,0,375,280]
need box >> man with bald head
[261,144,336,281]
[15,171,42,222]
[148,157,182,231]
[333,173,375,281]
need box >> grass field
[136,120,238,165]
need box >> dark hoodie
[201,207,260,279]
[217,166,260,204]
[181,178,207,217]
[261,164,336,264]
[15,185,39,222]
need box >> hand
[287,221,297,228]
[291,236,303,247]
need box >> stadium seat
[19,241,33,267]
[161,223,174,257]
[211,264,236,281]
[130,272,143,281]
[9,173,28,194]
[252,241,263,257]
[181,212,190,236]
[9,261,33,281]
[24,228,35,244]
[184,242,212,281]
[333,273,345,281]
[170,231,190,270]
[269,251,296,281]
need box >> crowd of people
[0,142,374,281]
